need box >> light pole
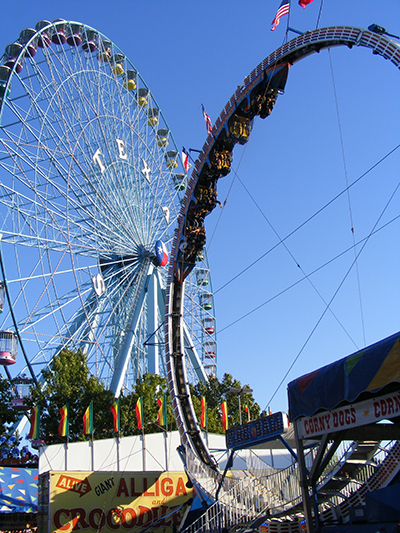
[228,386,253,426]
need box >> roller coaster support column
[294,420,315,533]
[278,435,298,462]
[215,450,235,501]
[312,487,321,532]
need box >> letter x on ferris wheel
[0,19,217,394]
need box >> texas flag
[182,147,190,173]
[155,240,168,267]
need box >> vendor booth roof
[288,331,400,421]
[0,467,38,513]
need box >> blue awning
[288,331,400,421]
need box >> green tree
[28,348,115,444]
[132,373,177,434]
[0,376,21,460]
[0,376,17,431]
[27,348,260,443]
[191,373,260,433]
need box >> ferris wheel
[0,19,217,395]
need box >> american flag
[201,104,213,135]
[271,0,290,31]
[182,146,190,173]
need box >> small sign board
[225,412,289,450]
[297,390,400,440]
[43,470,194,533]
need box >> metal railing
[182,445,301,533]
[185,445,225,500]
[181,469,270,533]
[320,440,397,507]
[246,449,278,478]
[182,438,400,533]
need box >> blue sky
[0,1,400,415]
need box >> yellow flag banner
[48,470,194,533]
[58,404,69,437]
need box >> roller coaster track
[181,439,400,533]
[165,23,400,510]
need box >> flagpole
[205,397,209,446]
[142,400,146,472]
[116,431,120,472]
[285,0,291,41]
[65,435,68,470]
[91,431,94,471]
[316,0,324,29]
[142,426,146,472]
[58,402,69,470]
[135,396,146,470]
[111,400,120,471]
[117,399,120,471]
[65,404,70,470]
[164,423,168,471]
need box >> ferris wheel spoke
[0,195,70,251]
[16,66,139,229]
[4,241,69,326]
[1,137,148,256]
[29,294,95,360]
[6,92,74,162]
[18,278,90,333]
[0,156,78,247]
[8,258,100,288]
[39,46,100,121]
[85,261,146,353]
[182,323,208,383]
[109,260,154,395]
[58,291,107,352]
[21,282,111,374]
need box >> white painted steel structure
[0,20,216,393]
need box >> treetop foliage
[19,348,260,443]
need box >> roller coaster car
[187,199,198,217]
[260,89,279,119]
[249,87,279,119]
[179,216,206,261]
[229,114,251,145]
[196,172,218,193]
[192,186,218,217]
[209,149,232,177]
[186,226,206,249]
